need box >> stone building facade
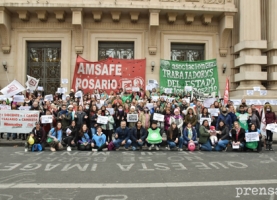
[0,0,275,98]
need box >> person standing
[264,104,276,151]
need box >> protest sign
[246,90,254,96]
[75,91,82,98]
[151,96,159,101]
[0,95,7,101]
[0,110,39,133]
[61,79,68,84]
[18,106,31,110]
[253,87,260,91]
[37,86,44,91]
[41,115,53,124]
[72,56,146,94]
[204,98,217,108]
[208,108,219,116]
[239,114,248,121]
[127,114,138,122]
[25,75,39,91]
[44,94,53,101]
[146,103,154,110]
[168,98,175,103]
[164,88,172,94]
[232,144,240,149]
[153,113,164,122]
[185,86,192,92]
[13,95,25,102]
[1,80,25,97]
[200,117,212,126]
[245,132,260,142]
[160,59,219,95]
[0,105,11,110]
[132,87,140,92]
[266,123,277,132]
[97,116,108,124]
[106,108,115,115]
[160,96,168,101]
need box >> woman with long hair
[47,122,63,152]
[231,121,246,151]
[166,122,183,151]
[77,124,91,151]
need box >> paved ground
[0,146,277,200]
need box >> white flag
[260,108,266,136]
[1,80,25,97]
[25,75,39,91]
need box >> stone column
[266,0,277,90]
[233,0,267,90]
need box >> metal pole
[5,71,10,83]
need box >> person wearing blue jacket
[183,122,198,148]
[216,107,232,130]
[77,124,91,151]
[113,121,132,150]
[47,122,63,152]
[91,126,108,152]
[228,105,237,127]
[130,121,147,151]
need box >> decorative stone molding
[186,0,200,2]
[0,7,11,54]
[167,13,178,23]
[71,8,83,54]
[92,11,102,22]
[148,10,160,55]
[160,0,180,1]
[128,0,150,1]
[204,0,225,3]
[148,47,157,55]
[130,12,140,23]
[75,46,84,54]
[17,10,30,22]
[219,12,235,57]
[36,10,48,22]
[111,11,121,22]
[201,14,213,25]
[184,13,195,24]
[54,10,66,22]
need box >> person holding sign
[216,107,232,130]
[91,126,108,152]
[245,124,262,152]
[214,120,230,152]
[89,105,98,136]
[113,121,132,150]
[130,121,147,151]
[101,110,114,142]
[47,122,63,152]
[63,120,78,152]
[183,122,198,149]
[75,105,88,130]
[166,122,183,151]
[231,121,246,151]
[114,105,127,129]
[264,104,276,151]
[77,124,91,151]
[25,122,46,152]
[127,106,138,128]
[57,104,72,133]
[146,121,163,151]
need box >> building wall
[4,0,274,99]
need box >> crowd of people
[0,87,275,152]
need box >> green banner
[159,59,219,95]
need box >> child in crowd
[209,126,218,146]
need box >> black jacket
[231,128,246,143]
[217,125,230,141]
[130,126,147,142]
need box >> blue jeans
[132,141,144,150]
[113,139,132,149]
[214,139,229,151]
[184,140,198,147]
[200,140,212,151]
[167,137,184,149]
[91,128,96,136]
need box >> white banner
[1,80,25,97]
[18,106,31,110]
[25,75,39,91]
[41,115,53,124]
[97,116,108,124]
[153,113,164,122]
[127,114,138,122]
[0,110,39,133]
[245,132,260,142]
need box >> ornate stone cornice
[54,10,66,22]
[36,10,48,22]
[167,13,178,23]
[92,11,102,22]
[17,10,30,22]
[111,11,121,22]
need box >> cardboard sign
[153,113,164,122]
[13,95,25,103]
[245,132,259,142]
[41,115,53,124]
[44,94,53,101]
[208,108,219,117]
[37,86,44,91]
[127,114,138,122]
[106,108,115,115]
[151,96,159,102]
[97,116,108,124]
[146,103,154,110]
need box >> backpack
[108,141,115,151]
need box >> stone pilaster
[266,0,277,90]
[234,0,267,90]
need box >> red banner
[223,77,229,105]
[72,56,146,94]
